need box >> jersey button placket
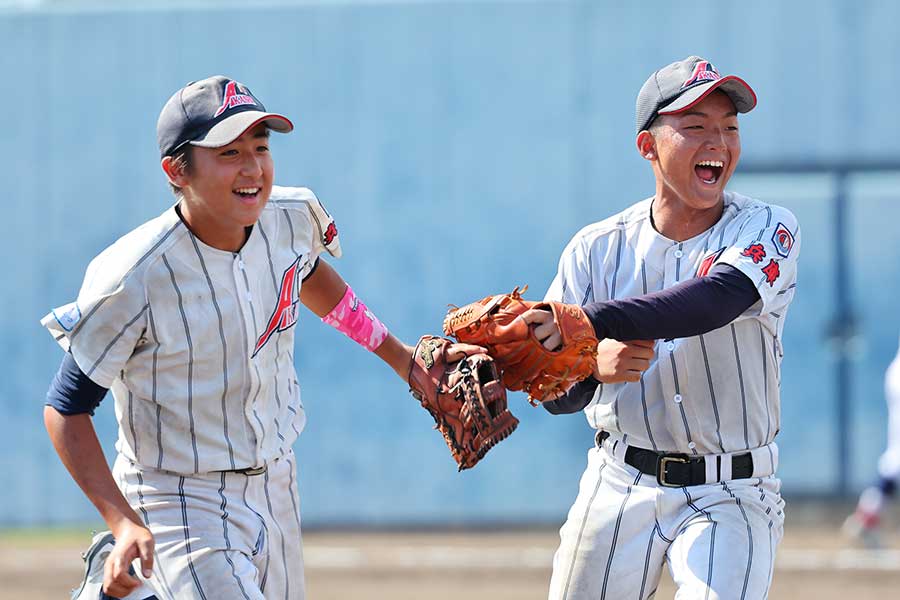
[663,242,684,288]
[237,258,253,303]
[657,243,689,447]
[233,253,264,459]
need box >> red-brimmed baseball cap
[157,76,293,157]
[635,56,756,134]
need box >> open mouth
[234,187,261,203]
[694,160,724,185]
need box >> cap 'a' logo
[683,61,721,88]
[214,81,258,117]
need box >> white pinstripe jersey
[42,186,341,475]
[545,191,800,457]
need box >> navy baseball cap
[157,76,293,157]
[635,56,756,134]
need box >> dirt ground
[2,505,899,599]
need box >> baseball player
[844,334,900,543]
[42,76,477,600]
[522,57,801,598]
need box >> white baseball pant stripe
[548,445,784,600]
[113,451,305,600]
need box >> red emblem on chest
[761,259,780,286]
[741,243,766,264]
[697,247,726,277]
[253,257,301,357]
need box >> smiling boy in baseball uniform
[522,56,800,599]
[42,76,481,600]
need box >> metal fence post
[831,171,854,495]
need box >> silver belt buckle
[657,455,688,487]
[237,465,267,476]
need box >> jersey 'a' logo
[323,221,338,246]
[682,61,721,88]
[253,257,302,357]
[214,81,258,118]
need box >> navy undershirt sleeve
[542,264,759,415]
[582,263,760,342]
[542,376,603,415]
[45,352,109,416]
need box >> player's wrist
[372,335,412,381]
[102,508,147,539]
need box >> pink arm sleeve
[321,285,389,351]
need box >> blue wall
[4,0,900,525]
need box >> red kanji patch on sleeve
[761,259,780,286]
[741,243,766,264]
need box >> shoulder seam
[573,207,650,244]
[70,220,186,340]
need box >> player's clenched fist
[592,339,655,383]
[520,309,654,383]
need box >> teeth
[696,160,724,168]
[235,187,260,195]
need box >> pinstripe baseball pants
[548,444,784,600]
[113,451,305,600]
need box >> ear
[161,155,189,188]
[636,130,656,161]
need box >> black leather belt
[597,431,753,487]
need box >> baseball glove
[408,335,518,471]
[442,286,598,404]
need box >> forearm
[542,376,600,414]
[301,260,412,380]
[43,407,144,535]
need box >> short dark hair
[168,145,194,198]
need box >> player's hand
[521,308,561,350]
[399,340,487,382]
[445,342,488,362]
[104,520,154,598]
[593,339,655,383]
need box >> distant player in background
[844,335,900,543]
